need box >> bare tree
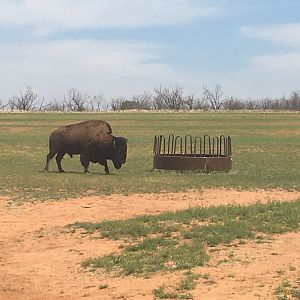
[259,98,273,110]
[243,99,257,110]
[120,100,140,110]
[223,97,246,110]
[47,98,66,111]
[89,94,104,111]
[110,93,153,111]
[111,97,125,111]
[194,96,209,110]
[38,97,48,111]
[184,95,195,110]
[64,88,88,112]
[153,85,185,110]
[203,84,225,110]
[10,87,39,110]
[0,103,10,110]
[0,99,9,110]
[184,94,209,110]
[290,91,300,110]
[132,91,153,110]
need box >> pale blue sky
[0,0,300,101]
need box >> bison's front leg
[80,153,90,174]
[98,159,110,174]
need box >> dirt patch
[0,189,299,300]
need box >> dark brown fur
[43,120,127,174]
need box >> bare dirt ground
[0,189,300,300]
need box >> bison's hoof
[59,170,66,173]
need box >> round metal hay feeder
[153,134,232,172]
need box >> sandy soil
[0,189,300,300]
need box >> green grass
[153,271,200,299]
[82,240,208,276]
[74,200,300,276]
[176,271,200,292]
[153,286,182,299]
[0,111,299,203]
[275,278,300,300]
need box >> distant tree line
[0,85,299,112]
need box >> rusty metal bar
[158,135,166,155]
[212,136,219,156]
[174,136,183,155]
[204,135,211,155]
[153,135,158,155]
[228,136,232,156]
[185,135,193,155]
[194,136,202,155]
[219,135,225,156]
[168,134,175,154]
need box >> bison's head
[112,136,127,169]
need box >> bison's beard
[113,161,122,169]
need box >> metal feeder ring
[153,134,232,172]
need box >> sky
[0,0,300,102]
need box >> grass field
[75,200,300,276]
[1,111,300,299]
[0,111,299,203]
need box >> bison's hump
[64,120,112,134]
[49,120,113,147]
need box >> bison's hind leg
[55,152,66,173]
[104,162,109,175]
[43,152,56,172]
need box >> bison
[43,120,127,174]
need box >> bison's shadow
[40,170,115,175]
